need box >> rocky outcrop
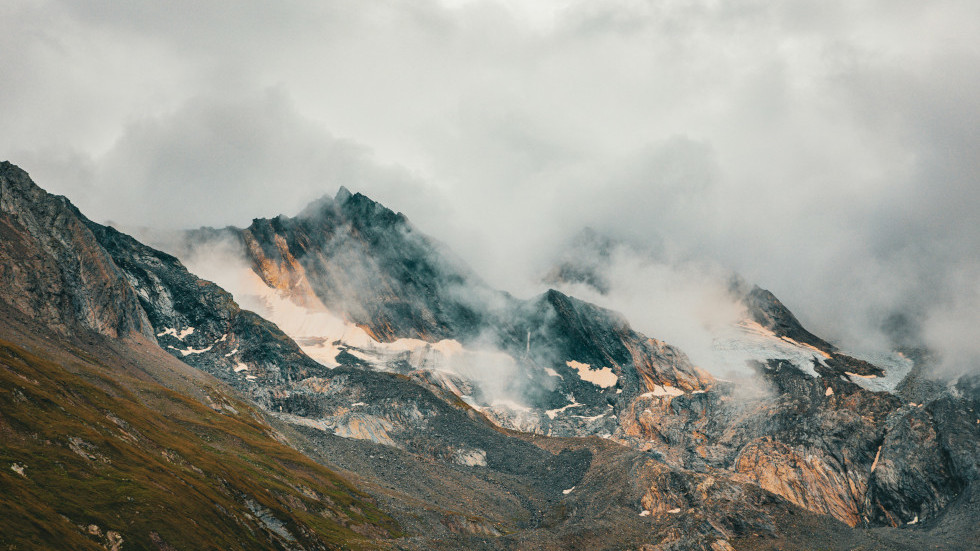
[84,221,329,402]
[739,285,835,353]
[234,188,491,343]
[614,351,980,530]
[0,162,153,339]
[863,377,980,526]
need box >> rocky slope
[0,288,398,550]
[544,229,980,531]
[0,162,153,339]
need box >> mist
[4,0,979,377]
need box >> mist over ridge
[4,0,978,377]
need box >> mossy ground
[0,339,399,550]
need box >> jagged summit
[236,188,482,342]
[743,285,837,352]
[293,185,408,232]
[335,184,353,203]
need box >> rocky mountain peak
[292,186,406,233]
[335,184,353,203]
[337,189,406,230]
[743,285,836,352]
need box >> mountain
[2,160,978,550]
[166,184,979,543]
[0,162,399,549]
[176,188,712,437]
[172,190,975,540]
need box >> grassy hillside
[0,332,400,550]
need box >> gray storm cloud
[2,0,979,377]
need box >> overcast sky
[3,0,979,373]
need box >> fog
[4,0,979,377]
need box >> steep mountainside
[0,163,152,339]
[0,162,403,549]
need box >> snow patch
[640,385,685,398]
[562,486,575,495]
[179,345,212,356]
[224,348,238,357]
[846,372,878,379]
[840,351,915,392]
[546,396,583,419]
[825,387,834,396]
[10,463,25,477]
[566,360,618,388]
[667,508,681,514]
[639,510,650,517]
[157,327,194,340]
[710,320,828,377]
[233,363,249,372]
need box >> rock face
[84,222,331,404]
[863,376,980,526]
[239,188,490,342]
[739,285,835,353]
[0,162,153,339]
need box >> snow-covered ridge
[709,320,913,392]
[709,320,830,377]
[842,351,913,392]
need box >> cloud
[17,89,446,231]
[3,0,979,376]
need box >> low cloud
[4,0,979,377]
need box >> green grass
[0,340,400,550]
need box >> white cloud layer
[2,0,978,376]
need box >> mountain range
[1,160,977,550]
